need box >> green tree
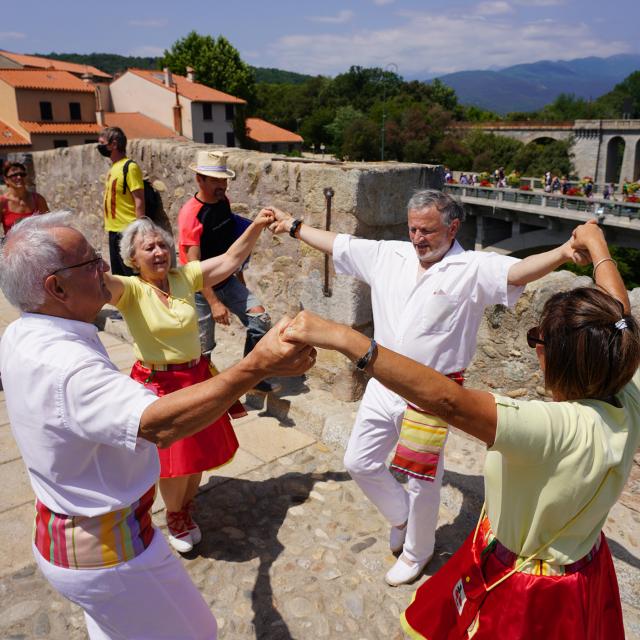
[160,31,256,106]
[512,138,574,177]
[325,106,366,156]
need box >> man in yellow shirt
[98,126,145,275]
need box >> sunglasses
[526,326,545,348]
[6,172,27,179]
[49,253,104,276]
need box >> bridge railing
[444,184,640,220]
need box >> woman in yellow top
[283,221,639,640]
[104,211,274,552]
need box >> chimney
[94,86,104,125]
[163,67,173,87]
[96,109,104,126]
[186,66,195,82]
[81,71,93,83]
[173,85,183,135]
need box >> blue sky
[1,0,638,78]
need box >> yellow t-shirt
[485,368,640,564]
[114,262,203,364]
[103,158,144,232]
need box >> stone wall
[29,140,443,401]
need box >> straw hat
[188,150,236,179]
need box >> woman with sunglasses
[283,220,639,639]
[1,162,49,234]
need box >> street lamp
[381,63,398,162]
[320,143,325,158]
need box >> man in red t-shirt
[178,150,279,394]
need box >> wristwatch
[289,218,303,238]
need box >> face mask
[97,143,111,158]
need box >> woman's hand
[570,219,606,263]
[266,207,295,235]
[254,208,275,229]
[282,310,348,351]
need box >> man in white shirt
[0,212,314,639]
[268,189,583,586]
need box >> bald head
[0,212,108,320]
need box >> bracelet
[355,339,378,371]
[289,219,303,239]
[592,257,616,278]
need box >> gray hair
[407,189,466,225]
[0,211,76,311]
[119,218,174,272]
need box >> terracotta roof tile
[245,118,303,144]
[0,69,95,92]
[128,69,246,104]
[0,120,30,147]
[19,121,102,134]
[0,50,111,79]
[103,112,180,139]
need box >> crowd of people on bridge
[0,130,638,639]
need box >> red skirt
[401,521,624,640]
[131,358,240,478]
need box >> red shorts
[131,358,239,478]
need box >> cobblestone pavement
[1,297,639,639]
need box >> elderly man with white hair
[0,212,315,639]
[268,189,587,586]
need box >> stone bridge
[453,119,640,183]
[445,183,640,255]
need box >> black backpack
[122,160,162,222]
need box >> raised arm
[199,208,274,288]
[284,311,498,445]
[506,221,594,286]
[268,206,337,255]
[103,272,125,306]
[571,221,630,313]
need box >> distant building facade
[109,68,245,146]
[245,117,303,153]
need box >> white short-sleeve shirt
[0,313,159,516]
[333,235,523,373]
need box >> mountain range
[435,54,640,114]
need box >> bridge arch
[605,136,626,183]
[527,136,557,146]
[634,139,640,181]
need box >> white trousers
[344,378,447,563]
[34,527,217,640]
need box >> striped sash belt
[390,370,465,482]
[34,485,155,569]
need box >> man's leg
[34,531,217,639]
[107,231,134,277]
[343,379,409,527]
[216,277,271,356]
[194,291,216,360]
[216,277,277,392]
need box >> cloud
[307,10,354,24]
[373,0,395,5]
[267,13,630,77]
[127,18,168,28]
[129,45,165,57]
[476,1,514,15]
[0,31,26,40]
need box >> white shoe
[389,522,407,554]
[167,529,194,553]
[384,553,431,587]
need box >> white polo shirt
[333,236,523,373]
[0,313,159,516]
